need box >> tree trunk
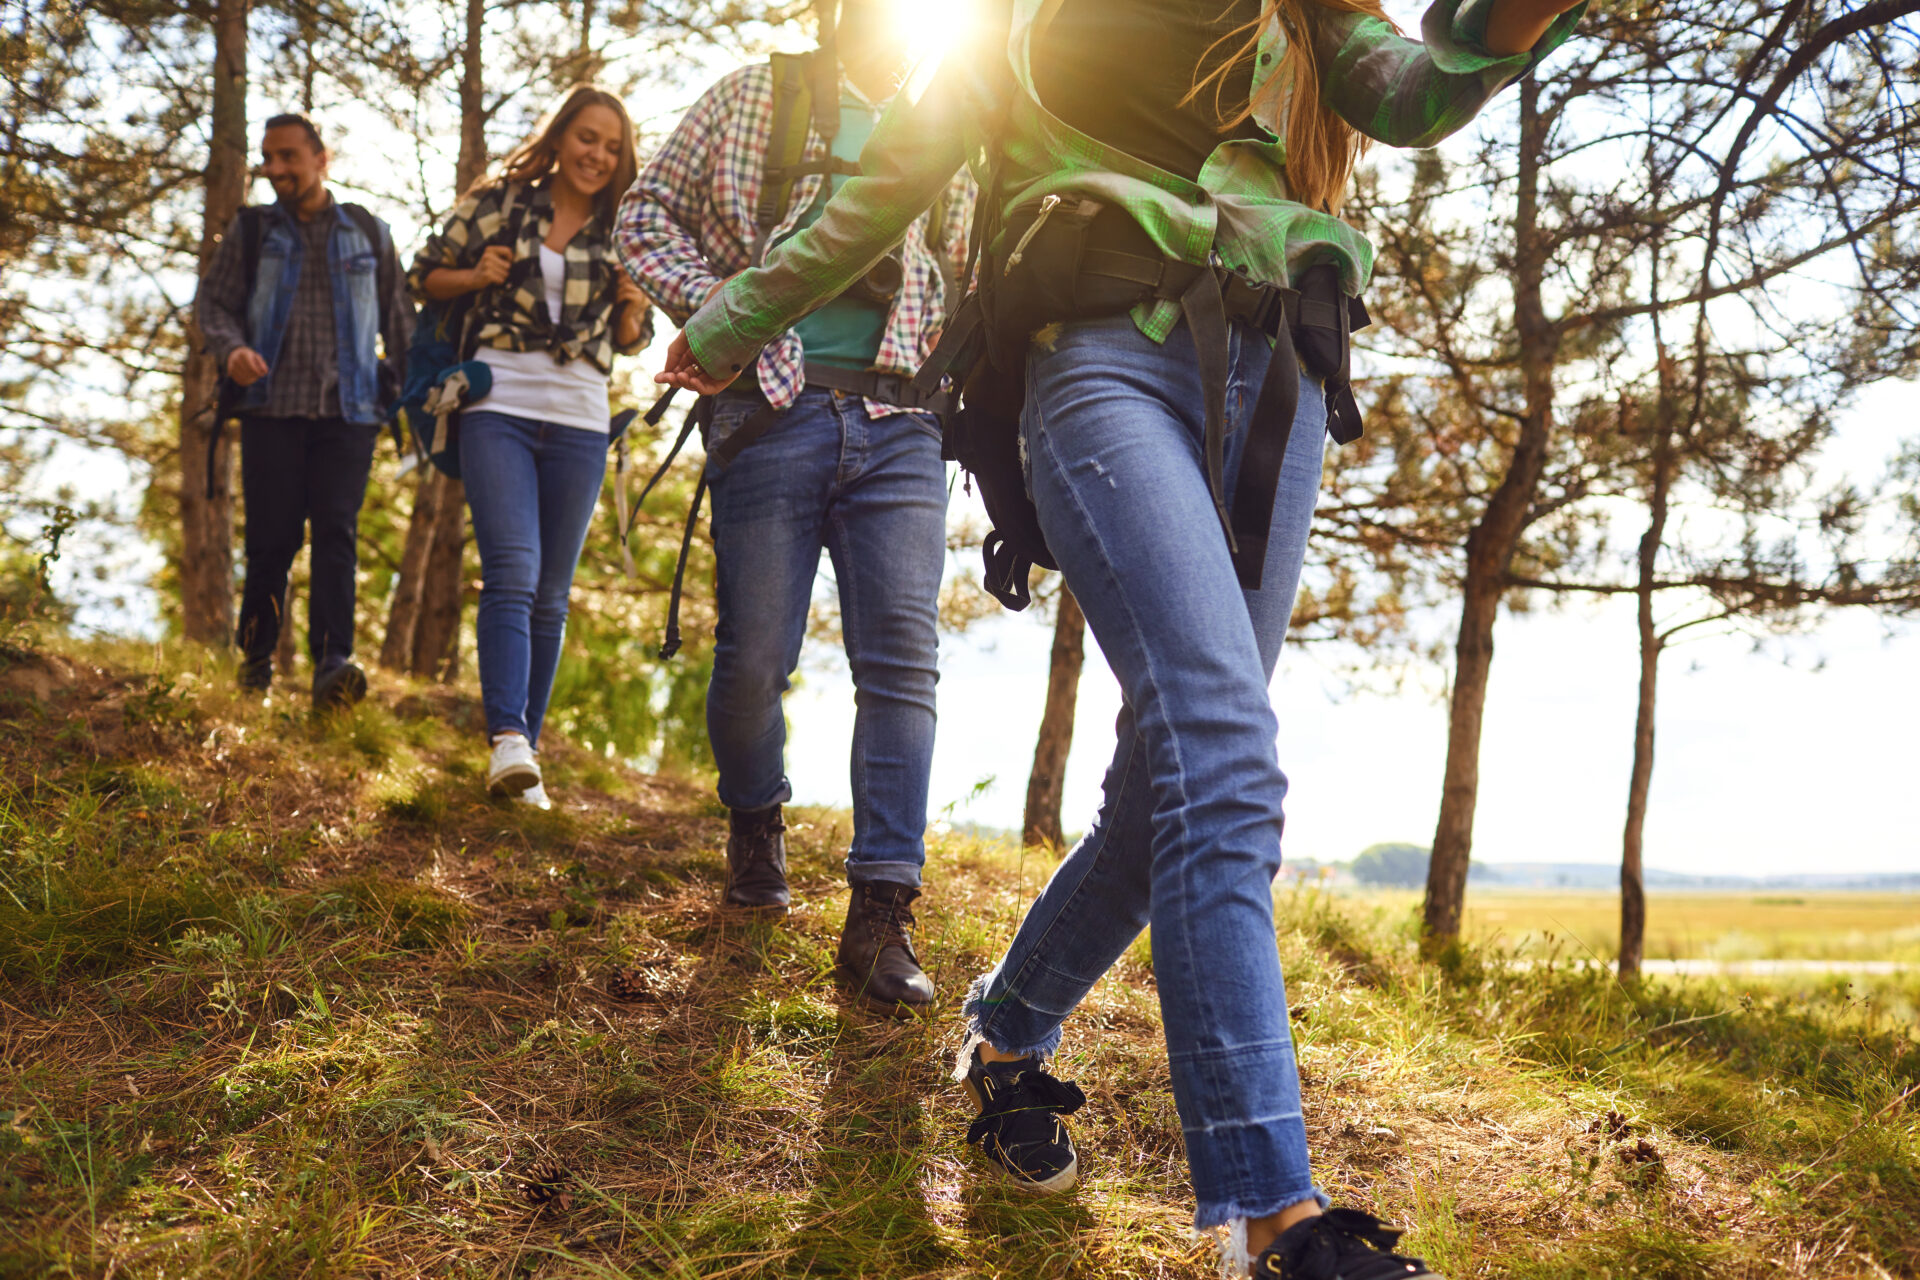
[380,468,442,669]
[1620,348,1678,980]
[380,0,483,679]
[1023,586,1085,848]
[177,0,248,645]
[412,485,467,679]
[1423,78,1560,944]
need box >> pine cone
[521,1160,574,1210]
[606,967,654,1002]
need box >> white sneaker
[486,734,540,797]
[515,780,553,811]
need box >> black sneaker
[961,1046,1085,1194]
[312,661,368,711]
[1256,1208,1435,1280]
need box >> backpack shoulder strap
[237,205,266,291]
[341,203,396,318]
[753,51,817,266]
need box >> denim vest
[237,203,386,424]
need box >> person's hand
[227,346,269,386]
[1485,0,1584,54]
[470,244,513,290]
[654,331,739,396]
[615,273,650,310]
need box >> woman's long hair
[482,84,639,218]
[1185,0,1397,214]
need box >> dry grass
[1,636,1916,1279]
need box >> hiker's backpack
[910,53,1370,612]
[390,184,535,481]
[207,202,398,492]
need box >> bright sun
[883,0,979,77]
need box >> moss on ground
[0,637,1915,1279]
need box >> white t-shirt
[476,245,609,433]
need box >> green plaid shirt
[409,177,648,375]
[685,0,1582,376]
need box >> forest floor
[2,634,1917,1280]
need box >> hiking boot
[486,733,541,797]
[238,656,272,695]
[961,1045,1084,1193]
[723,804,790,910]
[1255,1209,1435,1280]
[835,880,934,1016]
[312,660,367,710]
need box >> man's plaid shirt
[615,60,974,417]
[682,0,1583,378]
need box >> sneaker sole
[487,764,540,797]
[961,1076,1080,1195]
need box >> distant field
[1339,889,1920,962]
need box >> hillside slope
[1,638,1915,1279]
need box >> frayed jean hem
[952,971,1065,1079]
[1193,1185,1329,1232]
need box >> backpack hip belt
[706,361,956,468]
[914,197,1370,609]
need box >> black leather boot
[836,881,935,1017]
[724,804,790,910]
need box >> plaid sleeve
[939,169,976,286]
[407,188,492,304]
[685,53,976,379]
[193,212,251,366]
[1313,0,1585,149]
[616,69,745,328]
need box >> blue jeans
[461,411,607,747]
[962,315,1327,1230]
[704,387,946,887]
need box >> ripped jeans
[962,314,1325,1230]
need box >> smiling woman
[407,82,653,812]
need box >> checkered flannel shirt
[682,0,1583,376]
[409,177,649,375]
[615,61,975,417]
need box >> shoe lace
[865,885,918,949]
[965,1066,1087,1146]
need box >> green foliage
[1350,841,1430,887]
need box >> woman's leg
[460,411,543,740]
[974,315,1324,1228]
[966,320,1327,1063]
[523,422,610,749]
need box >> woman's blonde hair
[1185,0,1397,214]
[486,84,639,217]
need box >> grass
[1,635,1917,1278]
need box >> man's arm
[194,213,251,368]
[377,219,412,398]
[615,68,749,328]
